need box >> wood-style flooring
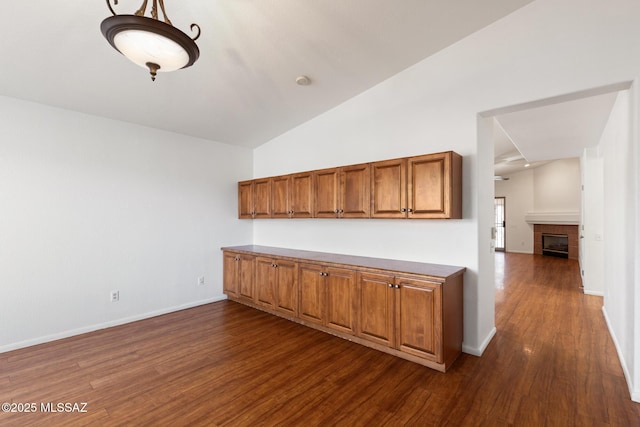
[1,253,639,426]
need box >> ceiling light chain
[101,0,201,81]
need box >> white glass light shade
[101,15,200,80]
[114,30,189,72]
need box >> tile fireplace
[534,224,579,260]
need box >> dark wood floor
[1,253,639,426]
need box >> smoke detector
[295,75,311,86]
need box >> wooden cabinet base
[222,245,465,373]
[226,294,456,372]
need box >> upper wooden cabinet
[370,158,407,219]
[268,173,313,218]
[314,163,370,218]
[238,178,271,219]
[271,175,291,218]
[291,172,314,218]
[238,151,461,220]
[371,152,462,219]
[408,152,462,219]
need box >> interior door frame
[494,197,506,252]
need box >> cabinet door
[238,181,254,219]
[341,163,370,218]
[238,254,255,301]
[408,152,462,219]
[325,267,357,334]
[396,277,442,362]
[370,158,407,218]
[314,168,339,218]
[223,252,240,296]
[275,259,298,316]
[298,263,325,324]
[253,178,272,218]
[357,272,395,347]
[255,257,276,308]
[291,172,314,218]
[271,175,291,218]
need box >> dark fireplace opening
[542,233,569,258]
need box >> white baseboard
[503,250,533,254]
[0,295,227,354]
[602,306,639,402]
[462,326,497,356]
[583,289,604,296]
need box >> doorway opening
[494,197,505,251]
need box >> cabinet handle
[339,209,344,213]
[395,284,400,289]
[401,208,407,212]
[407,208,413,213]
[334,209,339,214]
[388,283,394,288]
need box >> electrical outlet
[197,276,205,286]
[110,290,119,302]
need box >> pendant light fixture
[101,0,201,81]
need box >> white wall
[0,96,253,352]
[252,0,640,380]
[581,146,605,295]
[533,158,581,213]
[494,168,534,253]
[598,89,640,402]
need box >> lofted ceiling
[493,91,620,177]
[1,0,534,148]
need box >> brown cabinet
[407,152,462,219]
[298,264,356,333]
[223,251,255,302]
[314,164,370,218]
[256,256,298,315]
[357,272,396,347]
[291,172,314,218]
[238,178,271,219]
[271,175,291,218]
[370,158,407,218]
[324,266,357,334]
[238,151,461,220]
[298,263,325,325]
[255,257,277,308]
[222,245,465,372]
[357,272,442,363]
[395,277,442,362]
[371,152,462,219]
[268,173,313,218]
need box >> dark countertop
[222,245,466,280]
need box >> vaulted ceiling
[1,1,534,148]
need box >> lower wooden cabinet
[357,272,444,363]
[298,263,356,334]
[255,256,298,315]
[222,245,465,372]
[395,277,442,362]
[357,272,396,347]
[223,251,255,302]
[298,263,326,325]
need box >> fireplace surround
[534,224,579,260]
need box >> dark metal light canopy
[101,0,201,81]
